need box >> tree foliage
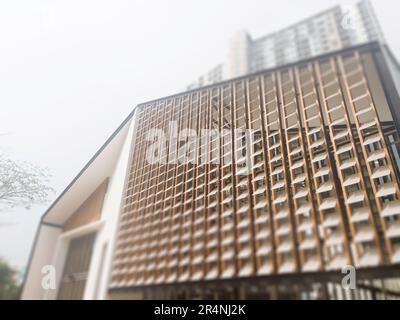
[0,258,20,300]
[0,153,54,211]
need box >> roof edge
[40,107,137,222]
[137,42,383,108]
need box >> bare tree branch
[0,153,54,211]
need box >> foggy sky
[0,0,399,268]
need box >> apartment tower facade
[187,0,384,89]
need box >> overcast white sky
[0,0,399,269]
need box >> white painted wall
[21,113,137,300]
[21,225,62,299]
[83,114,137,300]
[43,221,104,300]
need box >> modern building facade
[187,0,385,90]
[22,42,400,300]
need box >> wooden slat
[315,58,383,267]
[110,47,400,291]
[294,64,353,269]
[337,52,400,262]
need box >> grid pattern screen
[110,48,400,289]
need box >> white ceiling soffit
[42,117,133,226]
